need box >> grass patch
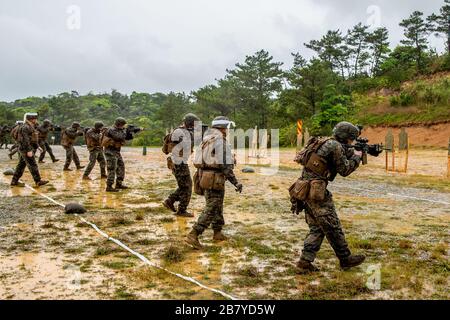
[162,245,185,263]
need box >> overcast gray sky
[0,0,445,101]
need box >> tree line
[1,1,449,146]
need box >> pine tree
[400,11,430,71]
[427,0,450,53]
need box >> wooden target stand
[385,128,409,173]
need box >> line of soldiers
[6,114,138,192]
[3,112,368,273]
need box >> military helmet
[332,121,360,143]
[183,113,200,128]
[72,122,81,128]
[43,119,51,126]
[24,112,38,122]
[94,121,104,130]
[211,116,235,129]
[115,117,127,127]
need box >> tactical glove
[235,183,243,193]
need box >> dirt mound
[362,122,450,148]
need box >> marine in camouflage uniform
[186,116,243,249]
[37,119,59,163]
[11,113,49,187]
[103,117,133,192]
[8,121,23,160]
[162,113,200,217]
[295,122,366,273]
[62,122,85,171]
[83,122,107,180]
[0,125,10,149]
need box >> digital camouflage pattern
[299,138,361,263]
[168,163,192,213]
[167,126,195,213]
[12,122,41,183]
[0,125,10,149]
[104,126,131,187]
[62,127,83,169]
[37,123,57,162]
[192,129,239,235]
[105,149,125,186]
[84,128,106,177]
[63,145,81,169]
[193,189,225,233]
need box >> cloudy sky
[0,0,445,101]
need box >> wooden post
[398,128,409,173]
[143,146,147,156]
[385,129,394,172]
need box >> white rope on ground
[24,183,239,300]
[332,184,450,206]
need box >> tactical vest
[61,129,77,147]
[295,137,333,178]
[162,127,193,157]
[85,129,102,151]
[101,128,126,149]
[194,133,224,170]
[11,125,21,142]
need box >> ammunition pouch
[289,179,310,201]
[199,170,225,191]
[305,153,330,178]
[309,180,327,201]
[193,169,204,195]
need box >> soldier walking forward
[10,113,49,187]
[162,113,200,217]
[293,121,366,273]
[186,116,243,249]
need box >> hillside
[352,72,450,126]
[352,72,450,147]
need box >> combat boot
[76,166,85,170]
[176,210,194,218]
[340,255,366,271]
[82,175,92,181]
[106,185,120,193]
[8,153,12,160]
[53,159,60,163]
[39,160,45,164]
[36,180,49,187]
[11,181,25,187]
[63,167,72,172]
[213,230,228,242]
[186,229,203,250]
[115,183,129,190]
[162,199,177,213]
[296,258,320,274]
[101,174,108,179]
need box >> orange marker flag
[297,120,303,136]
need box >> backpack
[11,124,22,142]
[294,137,331,166]
[162,133,172,155]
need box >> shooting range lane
[1,146,449,299]
[20,184,239,300]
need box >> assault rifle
[126,125,146,134]
[343,137,389,165]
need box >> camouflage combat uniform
[84,128,106,177]
[167,126,195,213]
[104,126,132,188]
[37,123,57,162]
[299,138,361,263]
[193,129,239,235]
[62,127,83,169]
[11,121,42,184]
[0,126,9,149]
[8,124,20,159]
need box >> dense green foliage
[1,1,449,146]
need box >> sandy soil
[0,146,448,300]
[362,123,450,148]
